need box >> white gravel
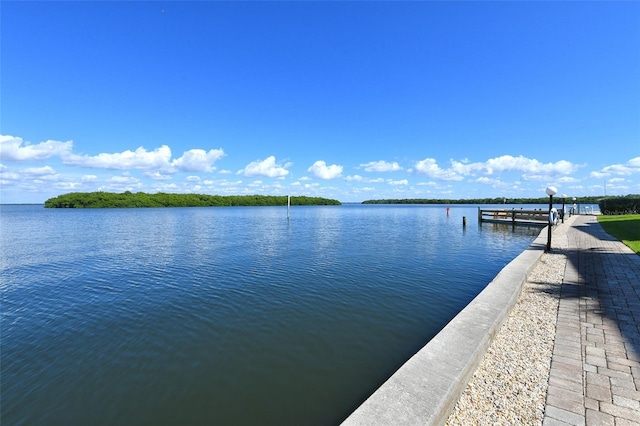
[446,216,574,425]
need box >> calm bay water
[1,204,541,425]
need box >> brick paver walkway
[543,215,640,425]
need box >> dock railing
[478,208,549,226]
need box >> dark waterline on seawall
[1,204,543,425]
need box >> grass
[597,214,640,254]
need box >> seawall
[342,225,549,425]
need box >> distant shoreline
[361,195,606,205]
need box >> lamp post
[561,194,567,223]
[572,197,577,216]
[546,186,557,252]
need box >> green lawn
[597,214,640,254]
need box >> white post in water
[287,195,291,220]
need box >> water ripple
[1,204,540,425]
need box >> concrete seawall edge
[342,226,549,425]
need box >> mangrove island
[44,191,341,208]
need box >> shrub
[599,195,640,215]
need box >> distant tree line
[44,192,341,208]
[362,195,637,205]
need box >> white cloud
[0,171,20,181]
[476,177,498,185]
[64,145,173,170]
[152,182,180,192]
[344,175,385,183]
[451,155,579,177]
[605,181,630,191]
[22,165,57,176]
[413,158,464,181]
[486,156,576,175]
[414,155,579,182]
[0,135,73,161]
[54,181,82,190]
[172,148,225,172]
[110,175,140,184]
[242,156,290,178]
[521,173,552,181]
[186,175,201,181]
[217,179,243,187]
[308,160,343,179]
[359,160,403,172]
[387,179,408,185]
[82,175,98,181]
[590,157,640,178]
[557,176,579,183]
[100,176,144,193]
[144,171,172,180]
[475,176,510,188]
[590,171,608,179]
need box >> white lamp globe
[546,186,558,196]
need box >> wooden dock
[478,208,550,227]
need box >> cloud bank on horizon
[1,2,638,203]
[1,134,638,203]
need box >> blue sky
[1,1,639,204]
